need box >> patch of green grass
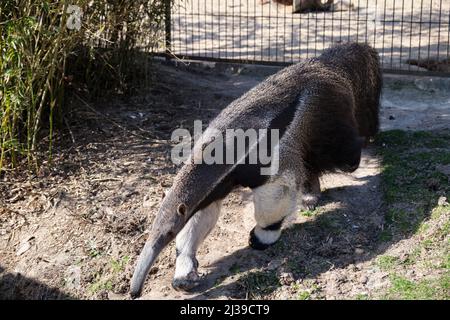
[376,255,399,271]
[297,290,311,300]
[88,246,102,258]
[376,130,450,300]
[110,256,130,273]
[379,229,393,242]
[421,239,434,249]
[417,222,430,234]
[404,248,421,266]
[301,209,316,217]
[385,208,414,233]
[229,263,241,275]
[431,204,450,220]
[314,213,341,233]
[287,260,306,274]
[354,293,369,300]
[378,130,450,150]
[86,255,130,295]
[88,274,113,294]
[377,130,450,238]
[384,274,450,300]
[238,270,280,299]
[441,254,450,270]
[441,220,450,237]
[271,237,288,252]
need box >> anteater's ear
[177,203,187,216]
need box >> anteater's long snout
[129,231,175,298]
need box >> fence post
[165,0,172,59]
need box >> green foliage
[297,290,311,300]
[354,293,369,300]
[110,256,130,273]
[376,255,399,271]
[238,270,281,299]
[376,130,450,300]
[377,130,450,238]
[384,274,449,300]
[0,0,171,172]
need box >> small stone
[279,272,295,286]
[389,115,395,120]
[267,259,283,271]
[149,266,159,275]
[16,240,32,256]
[406,269,416,278]
[108,292,125,300]
[161,285,169,292]
[437,196,448,206]
[143,195,154,208]
[65,266,81,290]
[399,252,410,263]
[354,248,364,255]
[359,275,368,284]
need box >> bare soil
[0,60,448,300]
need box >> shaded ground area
[0,61,449,299]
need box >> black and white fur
[130,43,382,297]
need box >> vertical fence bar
[331,1,335,45]
[206,0,209,57]
[365,0,369,44]
[390,0,396,69]
[381,0,387,67]
[165,0,172,58]
[427,0,433,68]
[436,0,442,61]
[283,1,286,63]
[399,0,405,70]
[356,0,360,43]
[291,3,295,63]
[447,1,450,61]
[373,0,378,49]
[268,1,271,60]
[408,0,414,72]
[418,0,424,66]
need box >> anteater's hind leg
[172,200,221,291]
[300,172,321,211]
[249,182,297,250]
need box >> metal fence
[164,0,450,76]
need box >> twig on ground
[91,177,122,182]
[64,116,76,144]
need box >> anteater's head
[129,188,190,298]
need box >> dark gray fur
[130,42,382,297]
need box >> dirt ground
[0,60,449,300]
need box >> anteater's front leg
[172,200,222,291]
[300,172,321,211]
[249,182,297,250]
